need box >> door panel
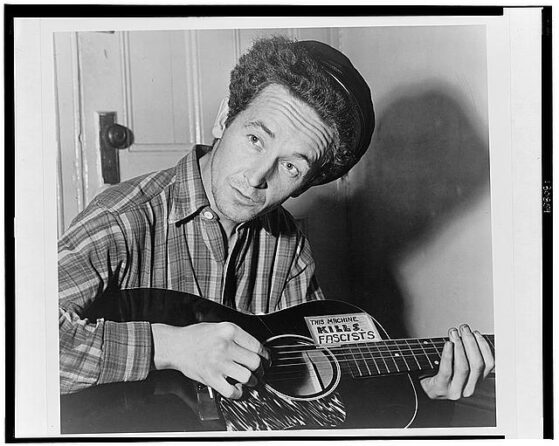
[78,31,127,202]
[126,31,191,149]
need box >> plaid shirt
[59,145,323,394]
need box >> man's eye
[248,134,261,146]
[282,162,299,177]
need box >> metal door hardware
[99,112,134,184]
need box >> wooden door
[55,27,352,300]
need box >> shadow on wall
[344,86,491,338]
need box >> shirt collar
[168,145,212,225]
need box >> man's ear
[212,97,230,139]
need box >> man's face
[209,83,335,224]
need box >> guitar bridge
[195,383,221,421]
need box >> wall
[326,25,493,338]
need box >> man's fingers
[210,377,243,400]
[223,362,257,388]
[227,323,269,360]
[447,327,469,400]
[474,330,495,378]
[460,324,484,397]
[421,325,495,401]
[437,341,454,382]
[419,341,453,400]
[230,343,262,372]
[215,321,268,361]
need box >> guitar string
[271,353,442,362]
[267,356,440,371]
[266,349,445,368]
[263,362,433,383]
[271,334,495,344]
[265,361,437,377]
[265,339,495,357]
[266,335,494,352]
[267,334,495,345]
[268,343,463,357]
[271,343,449,353]
[269,347,453,361]
[269,350,447,364]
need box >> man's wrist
[151,323,174,371]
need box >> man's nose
[244,161,274,189]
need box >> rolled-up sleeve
[58,203,152,394]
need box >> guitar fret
[405,339,421,371]
[380,341,401,373]
[434,338,444,355]
[429,338,443,367]
[418,339,434,369]
[370,342,390,374]
[340,346,359,378]
[391,340,410,372]
[348,344,364,377]
[357,343,372,376]
[365,341,381,376]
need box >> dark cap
[296,40,375,184]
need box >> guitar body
[61,288,418,433]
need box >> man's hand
[420,324,494,400]
[151,322,269,399]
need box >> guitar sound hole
[264,335,340,401]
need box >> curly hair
[226,36,361,186]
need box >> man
[59,36,494,403]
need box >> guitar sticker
[304,313,382,346]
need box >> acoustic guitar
[60,288,495,433]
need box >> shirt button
[202,211,214,220]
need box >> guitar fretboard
[328,335,495,378]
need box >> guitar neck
[329,335,495,378]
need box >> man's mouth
[231,185,263,205]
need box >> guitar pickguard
[219,385,346,431]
